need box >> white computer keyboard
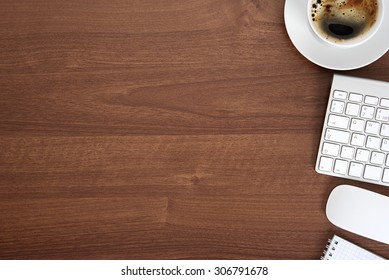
[316,74,389,187]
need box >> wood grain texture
[1,0,389,259]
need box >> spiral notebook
[321,235,385,260]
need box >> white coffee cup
[307,0,384,47]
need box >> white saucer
[284,0,389,70]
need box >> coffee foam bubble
[311,0,379,44]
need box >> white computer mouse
[326,184,389,245]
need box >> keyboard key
[360,105,375,119]
[340,146,354,159]
[349,162,363,177]
[350,118,364,132]
[346,103,360,116]
[333,90,347,100]
[363,165,381,181]
[334,159,348,175]
[349,93,363,102]
[325,129,350,144]
[330,100,345,114]
[371,151,385,165]
[327,114,349,129]
[386,155,389,166]
[380,124,389,137]
[383,169,389,183]
[319,157,333,172]
[351,133,365,147]
[366,136,380,150]
[376,108,389,122]
[381,139,389,152]
[365,96,378,105]
[322,142,340,156]
[355,149,369,162]
[365,121,380,135]
[380,98,389,108]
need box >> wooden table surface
[1,0,389,260]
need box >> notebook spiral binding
[320,238,338,260]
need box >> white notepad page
[321,235,384,260]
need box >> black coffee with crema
[311,0,379,44]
